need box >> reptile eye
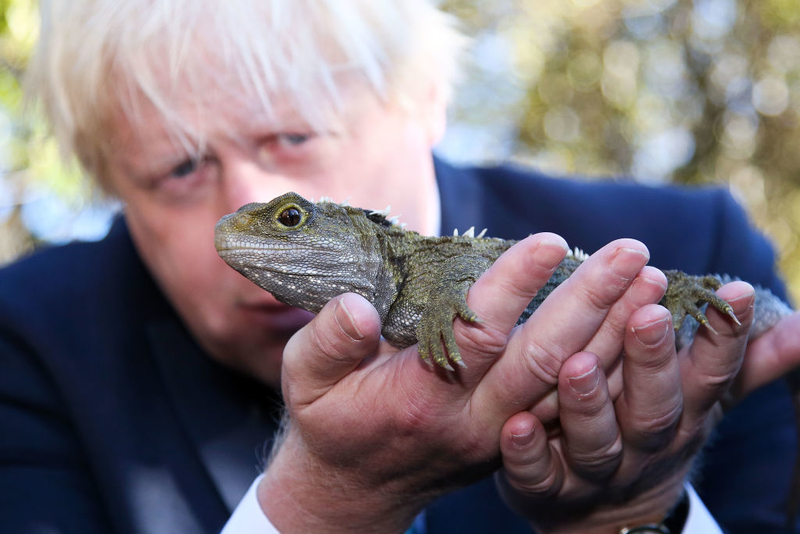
[277,207,303,227]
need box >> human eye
[257,130,334,173]
[259,132,320,165]
[169,157,204,178]
[265,133,320,157]
[275,133,312,147]
[141,155,216,203]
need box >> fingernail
[534,238,569,270]
[632,316,670,347]
[334,297,365,341]
[568,364,599,395]
[727,289,756,309]
[611,247,650,280]
[511,426,536,448]
[640,272,668,295]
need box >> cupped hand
[496,281,756,534]
[256,234,664,534]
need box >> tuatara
[214,191,792,368]
[214,191,797,520]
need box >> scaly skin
[215,191,799,522]
[213,191,791,369]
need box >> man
[2,0,798,532]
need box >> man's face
[105,83,445,387]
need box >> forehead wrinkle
[118,66,369,160]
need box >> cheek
[126,204,234,305]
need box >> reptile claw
[700,319,719,336]
[414,255,491,371]
[662,270,740,334]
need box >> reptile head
[215,192,316,241]
[214,192,386,313]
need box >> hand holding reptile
[216,192,799,531]
[254,234,666,533]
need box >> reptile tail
[786,368,800,529]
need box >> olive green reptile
[214,191,797,522]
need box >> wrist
[256,432,422,534]
[530,476,687,534]
[619,488,689,534]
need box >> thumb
[282,293,382,406]
[735,310,800,398]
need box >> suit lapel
[146,314,282,513]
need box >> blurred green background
[1,0,799,302]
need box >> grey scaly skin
[214,191,798,522]
[213,191,792,369]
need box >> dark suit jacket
[0,159,795,533]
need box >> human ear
[417,78,448,147]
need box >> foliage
[0,0,100,263]
[440,0,800,302]
[0,0,37,262]
[1,0,798,302]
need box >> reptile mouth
[214,235,293,253]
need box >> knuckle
[580,266,632,311]
[630,344,674,373]
[638,408,681,436]
[568,435,623,476]
[453,319,509,360]
[507,460,563,497]
[570,394,608,417]
[309,324,339,357]
[633,267,669,303]
[306,314,353,363]
[676,416,716,457]
[629,405,682,449]
[696,368,736,396]
[520,337,564,385]
[590,312,628,349]
[493,271,542,305]
[578,283,617,315]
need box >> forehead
[107,67,373,174]
[116,48,352,133]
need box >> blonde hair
[26,0,467,191]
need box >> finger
[681,281,755,423]
[282,293,382,407]
[450,233,569,375]
[734,310,800,398]
[558,352,622,481]
[466,233,569,330]
[584,266,667,371]
[514,239,650,384]
[526,268,664,425]
[616,304,682,450]
[497,411,564,497]
[477,239,650,418]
